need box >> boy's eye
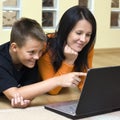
[28,51,35,54]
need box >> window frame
[42,0,59,30]
[111,8,120,28]
[110,0,120,28]
[2,0,21,29]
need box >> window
[79,0,88,7]
[111,0,120,28]
[42,0,58,29]
[2,0,21,29]
[79,0,94,12]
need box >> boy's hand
[11,93,31,108]
[58,72,87,87]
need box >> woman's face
[67,19,92,52]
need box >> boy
[0,18,86,108]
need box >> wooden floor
[93,48,120,67]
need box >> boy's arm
[3,72,86,107]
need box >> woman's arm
[38,52,74,95]
[88,46,94,68]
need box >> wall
[94,0,120,49]
[0,0,120,49]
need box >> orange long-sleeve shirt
[38,43,94,95]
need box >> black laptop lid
[45,66,120,119]
[76,66,120,118]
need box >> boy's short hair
[10,17,46,47]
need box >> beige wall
[0,0,120,49]
[94,0,120,49]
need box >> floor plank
[93,49,120,67]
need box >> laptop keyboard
[54,100,78,114]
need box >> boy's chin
[26,64,35,68]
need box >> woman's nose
[80,34,86,42]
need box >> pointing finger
[74,72,87,77]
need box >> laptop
[44,66,120,119]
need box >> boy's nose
[33,54,39,60]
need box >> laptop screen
[45,66,120,119]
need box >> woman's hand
[11,93,31,108]
[64,45,78,65]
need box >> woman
[38,5,97,95]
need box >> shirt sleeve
[38,52,74,95]
[0,66,18,93]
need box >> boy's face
[11,37,44,68]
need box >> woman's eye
[76,32,81,35]
[86,34,92,37]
